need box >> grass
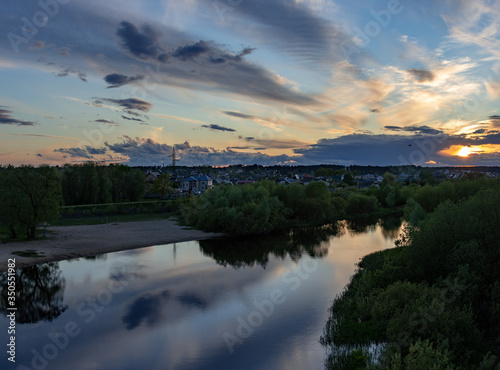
[12,249,45,258]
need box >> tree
[123,168,146,202]
[151,173,172,200]
[343,172,355,186]
[0,166,62,239]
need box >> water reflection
[343,214,402,237]
[0,263,67,323]
[122,289,210,331]
[199,224,339,268]
[199,216,402,269]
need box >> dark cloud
[121,115,146,123]
[223,111,256,119]
[97,98,153,112]
[209,47,256,64]
[85,146,107,155]
[104,73,144,88]
[384,125,443,135]
[371,108,380,113]
[116,21,163,61]
[473,129,486,134]
[294,134,456,166]
[94,119,115,124]
[53,147,94,159]
[113,22,314,105]
[407,68,435,83]
[0,107,35,126]
[173,41,211,61]
[201,124,236,132]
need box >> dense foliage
[60,163,145,205]
[180,180,349,235]
[0,165,62,239]
[321,177,500,369]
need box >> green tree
[0,166,62,239]
[123,168,146,202]
[343,172,355,186]
[151,173,172,200]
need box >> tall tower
[169,146,179,180]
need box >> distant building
[145,170,161,191]
[181,174,213,193]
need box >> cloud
[223,111,256,120]
[55,67,87,82]
[53,147,94,159]
[29,41,45,50]
[94,119,115,124]
[101,136,293,165]
[201,124,236,132]
[384,125,444,135]
[97,98,153,112]
[121,115,146,123]
[225,0,353,65]
[104,73,144,88]
[173,41,210,61]
[85,146,107,155]
[406,68,435,83]
[116,21,165,62]
[243,136,309,149]
[0,107,35,126]
[488,115,500,128]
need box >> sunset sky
[1,0,500,166]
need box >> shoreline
[0,219,223,272]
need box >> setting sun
[457,146,473,157]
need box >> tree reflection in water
[199,224,340,268]
[343,214,403,238]
[0,263,67,323]
[200,215,402,269]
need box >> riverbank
[0,219,222,272]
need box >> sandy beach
[0,219,222,272]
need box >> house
[145,170,161,191]
[181,174,213,193]
[145,170,160,183]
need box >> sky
[1,0,500,167]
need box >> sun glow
[456,146,473,157]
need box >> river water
[0,217,402,370]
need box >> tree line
[0,164,147,239]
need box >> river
[0,216,403,370]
